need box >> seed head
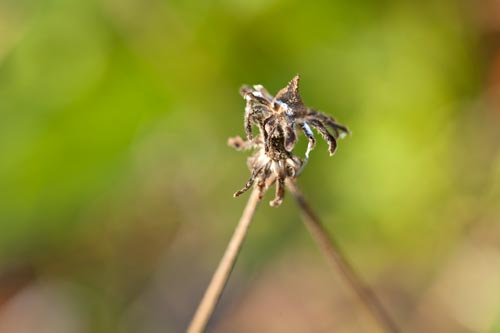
[229,75,349,207]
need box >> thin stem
[286,179,399,333]
[187,187,261,333]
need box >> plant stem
[187,187,261,333]
[286,179,399,333]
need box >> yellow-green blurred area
[1,0,500,332]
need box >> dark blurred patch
[0,265,36,309]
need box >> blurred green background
[1,0,500,332]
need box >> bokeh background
[1,0,500,332]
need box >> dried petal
[283,123,297,151]
[274,75,302,106]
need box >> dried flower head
[229,75,349,207]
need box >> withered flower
[229,75,349,207]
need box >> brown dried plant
[228,74,349,207]
[187,76,398,333]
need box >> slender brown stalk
[187,187,261,333]
[286,179,399,333]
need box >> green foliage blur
[1,0,500,332]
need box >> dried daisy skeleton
[228,75,349,207]
[188,76,399,333]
